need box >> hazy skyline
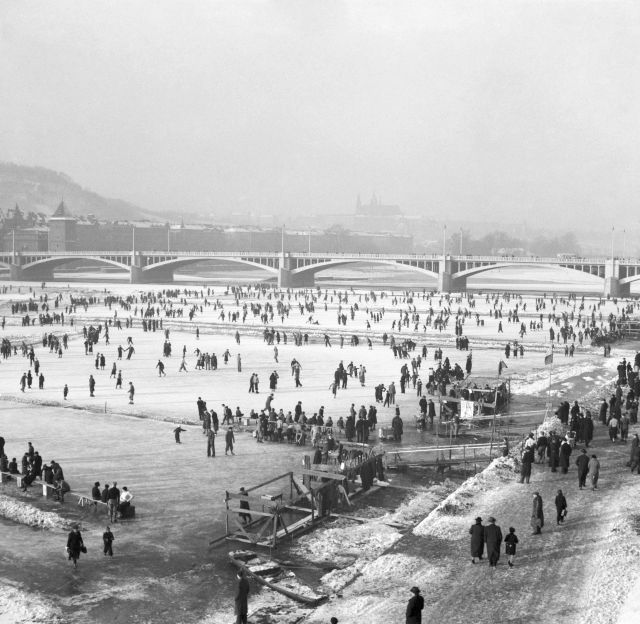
[1,1,638,226]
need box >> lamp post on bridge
[611,226,614,261]
[442,224,447,256]
[459,227,463,255]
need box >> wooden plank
[245,472,293,493]
[300,469,346,481]
[226,493,282,506]
[274,513,316,539]
[329,512,407,528]
[226,508,276,519]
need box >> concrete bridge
[0,250,638,296]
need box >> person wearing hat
[469,516,485,563]
[225,426,236,456]
[484,516,503,567]
[91,481,101,512]
[406,586,424,624]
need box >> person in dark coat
[575,448,590,489]
[235,570,250,624]
[66,524,84,568]
[531,492,544,534]
[406,586,424,624]
[345,415,355,442]
[548,433,560,472]
[630,434,640,473]
[103,525,115,556]
[469,516,484,563]
[554,489,567,525]
[392,412,404,442]
[520,447,534,484]
[225,427,236,455]
[584,411,594,447]
[559,439,572,474]
[504,527,519,568]
[239,487,252,524]
[484,516,503,567]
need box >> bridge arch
[141,256,279,278]
[291,258,438,280]
[619,274,640,286]
[20,255,132,279]
[453,261,605,281]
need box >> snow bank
[582,515,640,624]
[412,456,518,540]
[0,585,63,623]
[0,495,70,530]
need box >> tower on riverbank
[48,201,77,251]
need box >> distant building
[0,200,413,255]
[352,194,405,234]
[48,201,78,251]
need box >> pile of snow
[413,456,518,540]
[380,480,456,526]
[0,585,63,623]
[0,495,70,530]
[536,415,567,437]
[582,515,640,624]
[294,518,402,569]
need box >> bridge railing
[5,250,639,265]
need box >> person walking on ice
[174,426,186,443]
[504,527,518,568]
[589,454,600,489]
[225,426,235,455]
[66,524,85,569]
[178,358,188,372]
[128,382,135,404]
[103,525,114,557]
[207,428,216,457]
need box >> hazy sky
[1,0,638,225]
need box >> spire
[52,200,73,218]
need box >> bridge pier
[9,264,23,280]
[278,253,315,288]
[130,266,175,284]
[278,268,315,288]
[604,277,630,298]
[438,256,466,293]
[604,259,631,298]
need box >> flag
[545,353,553,366]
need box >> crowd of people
[1,281,638,624]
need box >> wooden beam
[300,469,346,481]
[244,472,293,493]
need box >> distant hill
[0,162,158,221]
